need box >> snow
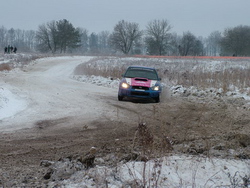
[52,155,250,187]
[0,55,249,187]
[0,85,27,120]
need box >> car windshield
[124,67,159,80]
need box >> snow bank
[72,75,120,88]
[0,87,27,120]
[49,155,250,187]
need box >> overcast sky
[1,0,250,37]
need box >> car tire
[154,96,160,103]
[118,95,123,101]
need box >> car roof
[127,66,156,70]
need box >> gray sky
[1,0,250,37]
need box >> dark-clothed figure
[13,47,17,53]
[7,45,10,53]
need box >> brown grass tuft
[0,63,12,71]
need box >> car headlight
[152,86,160,91]
[121,82,130,89]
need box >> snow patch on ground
[0,86,27,120]
[72,75,120,88]
[48,155,250,187]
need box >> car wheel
[118,95,123,101]
[154,96,160,103]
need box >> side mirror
[158,78,161,81]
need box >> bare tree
[221,25,250,56]
[7,28,15,46]
[167,32,182,56]
[145,19,172,55]
[15,29,25,47]
[89,32,99,54]
[48,21,59,53]
[98,31,111,55]
[109,20,142,54]
[77,28,89,54]
[0,26,36,52]
[25,30,36,51]
[206,31,222,56]
[0,26,7,48]
[36,22,55,53]
[178,31,203,56]
[36,19,80,53]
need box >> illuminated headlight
[121,82,130,89]
[152,86,160,91]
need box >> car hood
[125,77,157,87]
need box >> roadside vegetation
[0,53,45,71]
[75,56,250,93]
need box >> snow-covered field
[0,54,249,187]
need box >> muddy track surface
[0,57,249,187]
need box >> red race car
[118,66,162,102]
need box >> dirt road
[0,56,249,187]
[0,56,164,186]
[1,57,119,131]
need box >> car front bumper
[118,88,160,99]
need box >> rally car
[118,66,161,102]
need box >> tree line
[1,19,250,56]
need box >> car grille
[131,91,149,96]
[132,86,149,90]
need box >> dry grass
[0,54,48,72]
[0,63,12,71]
[74,57,128,79]
[172,68,250,92]
[74,56,250,92]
